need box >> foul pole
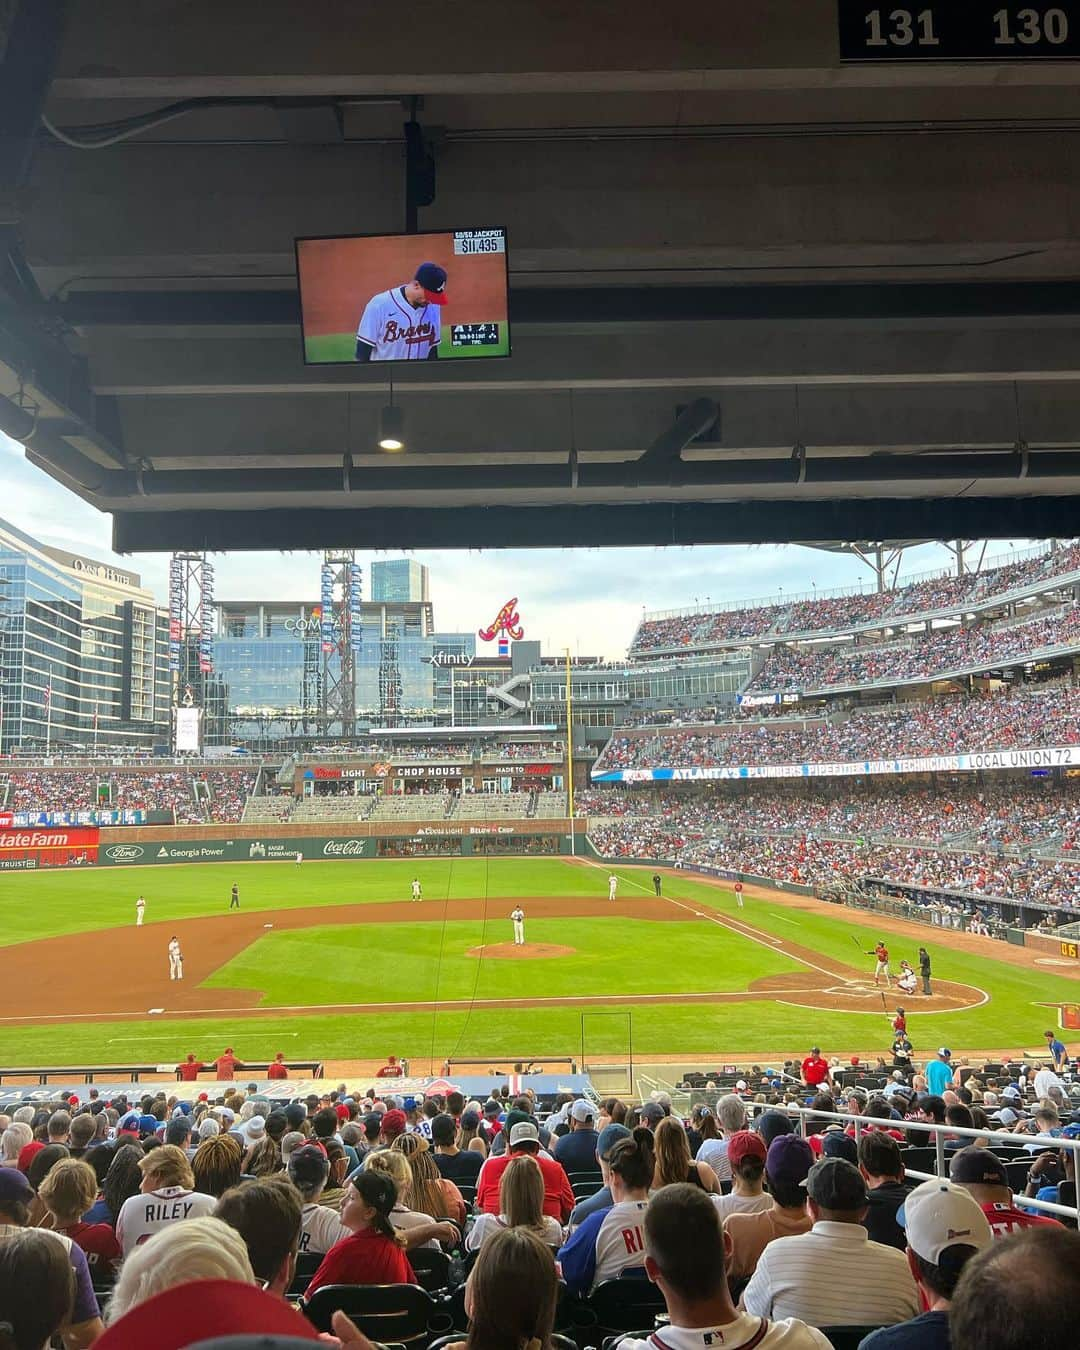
[565,647,575,855]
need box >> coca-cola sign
[323,839,366,857]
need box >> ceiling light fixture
[378,403,404,453]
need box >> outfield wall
[95,817,587,865]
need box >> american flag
[43,684,51,708]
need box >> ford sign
[105,844,145,861]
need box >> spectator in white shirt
[712,1132,774,1223]
[615,1183,830,1350]
[742,1158,919,1328]
[115,1145,217,1255]
[288,1144,350,1256]
[558,1128,653,1294]
[467,1154,564,1252]
[695,1095,746,1185]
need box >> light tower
[167,552,218,745]
[319,551,362,739]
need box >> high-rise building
[0,519,169,750]
[370,559,429,604]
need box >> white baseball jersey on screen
[356,288,441,360]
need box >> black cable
[427,854,454,1076]
[445,849,491,1066]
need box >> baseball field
[0,856,1076,1068]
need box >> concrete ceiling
[4,1,1080,551]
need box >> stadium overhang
[6,4,1080,550]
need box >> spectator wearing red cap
[214,1048,244,1081]
[726,1135,815,1283]
[477,1118,574,1222]
[176,1053,205,1082]
[712,1132,773,1223]
[267,1051,289,1080]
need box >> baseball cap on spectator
[460,1108,481,1131]
[93,1279,319,1350]
[401,1096,418,1112]
[1061,1122,1080,1139]
[803,1157,869,1209]
[139,1114,159,1135]
[949,1147,1009,1187]
[571,1099,598,1124]
[334,1104,350,1122]
[118,1112,141,1134]
[898,1179,993,1264]
[766,1134,814,1189]
[280,1131,306,1164]
[380,1109,406,1139]
[288,1144,330,1190]
[241,1115,266,1143]
[1001,1085,1022,1101]
[197,1093,209,1104]
[265,1112,288,1142]
[735,1079,748,1092]
[508,1121,540,1150]
[639,1102,665,1125]
[67,1095,79,1107]
[284,1103,306,1130]
[756,1110,794,1145]
[483,1100,502,1118]
[0,1168,32,1206]
[597,1123,631,1160]
[727,1131,767,1168]
[16,1141,44,1173]
[821,1132,859,1165]
[991,1107,1020,1127]
[937,1048,952,1059]
[430,1114,456,1147]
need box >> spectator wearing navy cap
[948,1146,1062,1239]
[726,1135,814,1284]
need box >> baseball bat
[880,991,887,1012]
[850,934,864,952]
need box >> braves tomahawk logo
[478,597,524,642]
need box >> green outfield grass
[0,857,1076,1065]
[304,323,509,364]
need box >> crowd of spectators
[630,540,1080,654]
[594,687,1080,773]
[749,607,1080,694]
[1,768,257,824]
[0,1058,1075,1349]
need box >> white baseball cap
[898,1179,993,1264]
[570,1099,598,1123]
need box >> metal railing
[756,1103,1079,1224]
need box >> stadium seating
[0,767,257,823]
[630,539,1080,655]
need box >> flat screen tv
[295,227,510,365]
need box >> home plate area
[466,942,577,960]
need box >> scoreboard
[838,3,1080,60]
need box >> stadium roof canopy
[5,3,1080,552]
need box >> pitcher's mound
[467,942,576,960]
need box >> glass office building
[0,518,169,750]
[370,559,429,604]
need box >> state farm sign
[0,827,99,850]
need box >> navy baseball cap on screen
[415,263,447,305]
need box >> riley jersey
[357,288,441,360]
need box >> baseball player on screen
[355,263,447,361]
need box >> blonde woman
[365,1148,444,1249]
[651,1116,719,1193]
[242,1135,282,1178]
[393,1133,466,1225]
[466,1155,563,1252]
[106,1215,254,1323]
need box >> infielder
[411,878,423,902]
[734,880,745,909]
[135,895,146,926]
[168,935,184,981]
[867,940,891,986]
[230,883,240,910]
[608,873,618,901]
[355,263,447,362]
[510,906,525,946]
[295,851,303,866]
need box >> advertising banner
[175,706,202,752]
[592,743,1080,783]
[99,835,379,865]
[0,826,99,865]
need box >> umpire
[652,873,662,896]
[919,946,932,995]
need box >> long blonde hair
[499,1155,546,1233]
[651,1116,691,1190]
[366,1148,413,1208]
[466,1227,556,1350]
[393,1134,448,1218]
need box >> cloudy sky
[1,431,1036,660]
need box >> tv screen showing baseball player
[295,227,510,365]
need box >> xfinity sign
[425,652,474,667]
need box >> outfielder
[608,873,618,901]
[230,883,240,910]
[510,906,525,946]
[867,940,891,987]
[411,878,422,902]
[135,895,146,926]
[295,851,303,866]
[355,263,447,362]
[168,935,184,981]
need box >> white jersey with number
[608,876,618,896]
[356,288,441,361]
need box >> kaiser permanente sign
[591,743,1080,783]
